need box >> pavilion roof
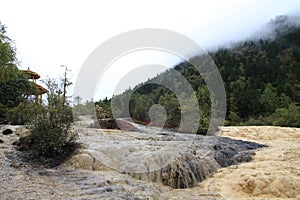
[25,82,48,95]
[21,69,41,79]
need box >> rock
[68,153,109,171]
[74,124,268,189]
[0,139,4,143]
[212,137,267,168]
[70,153,94,170]
[15,130,30,137]
[115,119,137,131]
[126,136,267,189]
[10,161,22,169]
[2,129,13,135]
[129,151,220,189]
[88,119,119,129]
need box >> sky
[1,0,300,100]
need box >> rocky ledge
[68,127,268,189]
[128,136,267,188]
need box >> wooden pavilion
[21,68,48,104]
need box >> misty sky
[1,0,300,100]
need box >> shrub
[271,103,300,127]
[27,103,75,158]
[0,103,8,123]
[6,101,40,125]
[19,77,77,165]
[227,111,240,125]
[242,117,264,126]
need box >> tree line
[0,21,76,165]
[94,15,300,133]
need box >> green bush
[270,103,300,127]
[6,101,41,125]
[27,107,75,157]
[242,117,264,126]
[19,78,77,165]
[197,116,209,134]
[0,103,8,123]
[227,111,240,126]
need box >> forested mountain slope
[96,15,300,133]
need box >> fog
[0,0,300,100]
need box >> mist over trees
[214,19,300,127]
[2,14,300,134]
[95,15,300,133]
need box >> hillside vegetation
[95,15,300,133]
[0,21,76,165]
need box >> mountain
[96,15,300,134]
